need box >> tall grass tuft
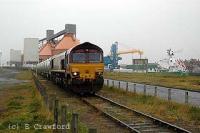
[189,106,200,121]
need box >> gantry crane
[117,49,143,58]
[104,42,144,70]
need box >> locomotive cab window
[72,53,86,63]
[88,53,101,63]
[71,49,102,63]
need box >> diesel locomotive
[36,42,104,94]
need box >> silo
[23,38,39,64]
[52,24,79,55]
[10,49,22,67]
[39,30,55,62]
[65,24,76,35]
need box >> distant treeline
[184,59,200,74]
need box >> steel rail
[32,73,191,133]
[95,94,191,133]
[33,74,133,132]
[81,98,141,133]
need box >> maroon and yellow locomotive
[37,42,104,94]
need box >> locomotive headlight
[72,72,80,77]
[98,72,103,75]
[72,72,78,76]
[96,72,103,76]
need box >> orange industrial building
[39,42,54,62]
[39,24,79,62]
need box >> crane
[104,42,144,70]
[117,49,144,58]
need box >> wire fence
[105,79,200,107]
[33,73,97,133]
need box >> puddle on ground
[0,69,28,88]
[0,77,28,85]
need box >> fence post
[54,99,59,132]
[118,81,120,88]
[107,80,109,86]
[134,84,136,93]
[72,113,78,133]
[61,105,67,133]
[44,94,48,106]
[185,91,189,104]
[168,89,171,101]
[36,68,38,77]
[154,86,157,97]
[144,85,146,95]
[41,86,45,95]
[126,82,128,92]
[49,94,56,112]
[89,128,97,133]
[112,80,114,87]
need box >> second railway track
[81,94,191,133]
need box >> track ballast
[81,94,191,133]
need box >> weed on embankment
[104,72,200,91]
[100,86,200,131]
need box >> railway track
[33,74,130,133]
[81,94,192,133]
[33,74,192,133]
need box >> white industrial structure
[10,49,22,67]
[158,49,187,72]
[23,38,39,65]
[0,51,2,68]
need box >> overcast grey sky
[0,0,200,64]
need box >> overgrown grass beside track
[104,72,200,91]
[0,68,6,74]
[0,70,89,133]
[0,71,52,132]
[38,76,93,133]
[100,86,200,132]
[15,70,33,80]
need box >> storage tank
[24,38,39,64]
[53,24,79,55]
[39,30,55,62]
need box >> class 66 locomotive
[36,42,104,94]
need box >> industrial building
[39,24,79,62]
[23,38,39,65]
[0,52,2,67]
[10,49,22,67]
[126,63,160,72]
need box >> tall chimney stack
[46,30,54,41]
[65,24,76,37]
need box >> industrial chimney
[65,24,76,37]
[46,30,54,41]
